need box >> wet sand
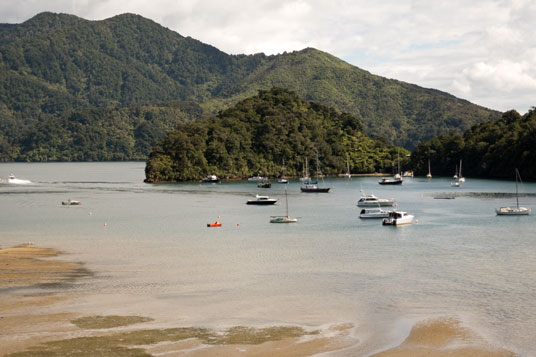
[0,244,515,356]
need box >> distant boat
[278,159,289,184]
[300,157,312,183]
[247,195,278,205]
[450,180,461,187]
[200,175,220,183]
[426,160,432,178]
[453,164,458,179]
[357,191,394,207]
[402,171,414,177]
[300,154,330,192]
[257,180,271,188]
[7,174,32,185]
[248,175,266,182]
[458,160,465,182]
[62,199,81,206]
[207,221,222,227]
[382,210,414,226]
[345,154,352,180]
[359,207,391,219]
[379,151,403,185]
[270,189,297,223]
[496,169,531,216]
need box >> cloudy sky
[2,0,535,113]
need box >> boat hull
[247,199,278,205]
[270,216,297,223]
[300,187,330,193]
[496,207,531,215]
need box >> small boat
[359,207,391,219]
[458,160,465,182]
[496,169,531,216]
[382,210,414,226]
[257,181,271,188]
[345,154,352,180]
[247,195,278,205]
[426,160,432,178]
[248,175,266,182]
[300,184,330,193]
[200,175,220,183]
[378,174,403,185]
[450,180,461,187]
[357,191,394,207]
[270,189,297,223]
[62,199,81,206]
[207,221,222,227]
[402,171,414,177]
[7,174,32,185]
[277,178,289,184]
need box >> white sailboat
[270,188,297,223]
[345,154,352,180]
[278,159,289,184]
[458,160,465,182]
[426,160,432,178]
[496,169,531,216]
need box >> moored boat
[247,195,278,205]
[62,199,81,205]
[496,168,531,216]
[357,191,394,207]
[382,210,414,226]
[359,207,391,219]
[207,221,222,227]
[378,174,403,185]
[200,175,220,183]
[270,189,297,223]
[248,175,266,182]
[257,180,271,188]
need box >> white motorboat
[277,178,289,184]
[357,191,394,207]
[200,175,220,183]
[496,168,531,216]
[382,211,414,226]
[248,175,266,182]
[7,174,32,185]
[247,195,278,205]
[359,207,391,219]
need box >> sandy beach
[0,244,515,356]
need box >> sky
[1,0,535,113]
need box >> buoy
[236,223,240,226]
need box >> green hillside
[410,108,536,179]
[0,12,500,162]
[145,87,407,182]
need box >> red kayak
[207,221,222,227]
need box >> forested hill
[410,108,536,180]
[1,12,499,161]
[145,87,407,182]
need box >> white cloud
[1,0,535,112]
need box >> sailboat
[496,169,531,216]
[278,159,289,184]
[426,159,432,178]
[270,188,298,223]
[458,160,465,182]
[301,154,330,192]
[300,157,313,183]
[378,151,403,185]
[345,154,352,180]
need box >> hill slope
[0,12,500,161]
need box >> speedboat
[200,175,220,183]
[7,174,32,185]
[247,195,278,205]
[382,211,414,226]
[357,192,394,207]
[378,174,403,185]
[359,208,391,219]
[62,199,81,205]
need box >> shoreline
[0,244,515,356]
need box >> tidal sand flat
[1,244,514,356]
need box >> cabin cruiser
[359,207,391,219]
[378,173,403,185]
[382,211,414,226]
[247,195,278,205]
[357,192,394,207]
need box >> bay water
[1,162,535,355]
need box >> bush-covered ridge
[410,108,536,180]
[145,88,408,182]
[0,12,500,161]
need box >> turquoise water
[1,162,535,355]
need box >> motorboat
[277,178,289,184]
[207,221,222,227]
[248,175,266,182]
[62,199,81,205]
[359,207,391,219]
[247,195,278,205]
[300,184,330,192]
[7,174,32,185]
[382,211,414,226]
[357,191,394,207]
[200,175,220,183]
[378,174,403,185]
[496,168,531,216]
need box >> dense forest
[0,12,500,162]
[145,88,408,182]
[410,107,536,180]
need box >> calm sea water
[1,162,535,355]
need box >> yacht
[357,192,394,207]
[378,173,403,185]
[359,207,391,219]
[496,169,531,216]
[382,211,414,226]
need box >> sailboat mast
[516,168,520,209]
[285,188,289,217]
